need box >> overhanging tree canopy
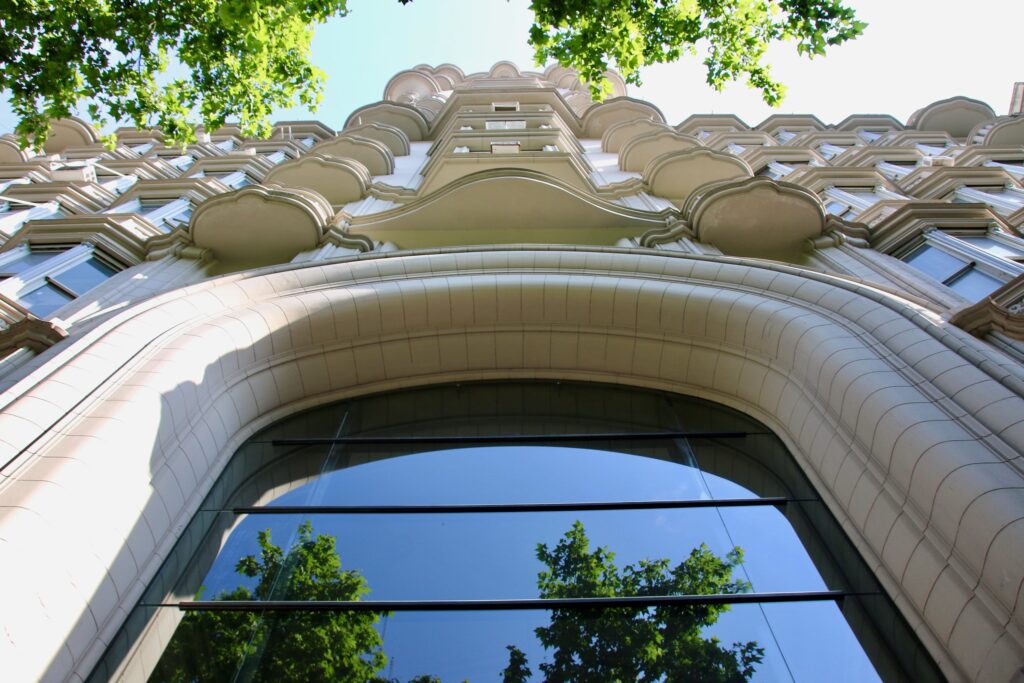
[1,0,864,149]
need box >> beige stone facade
[1,63,1024,682]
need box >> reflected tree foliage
[503,521,763,682]
[152,521,760,682]
[151,521,387,682]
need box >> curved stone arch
[686,177,826,258]
[600,118,673,154]
[43,116,98,154]
[581,96,666,139]
[619,129,703,172]
[908,96,997,138]
[974,116,1024,146]
[4,247,1024,682]
[263,153,371,206]
[343,101,430,142]
[433,63,465,88]
[643,147,752,206]
[489,60,522,79]
[413,96,445,120]
[339,122,411,156]
[188,183,334,269]
[383,69,442,104]
[310,133,395,176]
[0,135,31,163]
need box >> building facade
[1,62,1024,681]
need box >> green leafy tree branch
[3,1,864,149]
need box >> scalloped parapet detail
[619,130,703,173]
[264,154,371,206]
[343,102,430,142]
[643,148,752,207]
[189,183,336,269]
[43,117,98,154]
[908,96,996,138]
[311,134,395,176]
[581,97,665,139]
[687,177,825,258]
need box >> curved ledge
[343,101,430,142]
[581,97,666,139]
[600,118,672,154]
[263,154,371,206]
[344,169,673,248]
[189,183,334,269]
[339,122,411,157]
[643,148,752,206]
[687,177,826,258]
[908,96,996,138]
[384,69,443,103]
[974,116,1024,146]
[488,60,522,79]
[311,134,395,176]
[43,117,98,154]
[0,135,32,163]
[619,130,703,173]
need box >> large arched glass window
[93,382,940,682]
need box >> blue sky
[2,0,1023,137]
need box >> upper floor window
[0,244,121,318]
[898,229,1024,301]
[485,120,527,130]
[0,200,62,237]
[492,101,520,112]
[106,196,192,232]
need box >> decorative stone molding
[835,114,905,131]
[3,248,1024,682]
[343,102,430,142]
[340,169,673,249]
[0,135,32,163]
[675,114,749,136]
[949,274,1024,340]
[685,177,826,258]
[580,97,666,139]
[310,133,395,176]
[263,153,372,207]
[969,116,1024,146]
[189,183,335,269]
[341,122,411,157]
[618,130,703,172]
[642,148,752,206]
[42,117,98,154]
[384,69,444,104]
[755,114,827,136]
[600,118,673,153]
[4,214,157,265]
[0,297,68,356]
[867,202,1011,252]
[908,96,997,138]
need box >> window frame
[894,227,1024,299]
[0,243,124,318]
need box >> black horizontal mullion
[227,497,811,515]
[173,590,861,613]
[270,430,759,446]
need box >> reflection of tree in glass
[151,521,388,682]
[502,521,763,682]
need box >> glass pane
[51,257,117,295]
[146,601,879,682]
[959,235,1024,259]
[947,267,1003,300]
[19,282,72,317]
[903,244,966,282]
[0,251,54,275]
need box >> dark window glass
[947,267,1003,300]
[19,282,72,316]
[51,258,117,295]
[0,251,54,277]
[903,244,967,282]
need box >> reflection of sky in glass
[199,446,880,682]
